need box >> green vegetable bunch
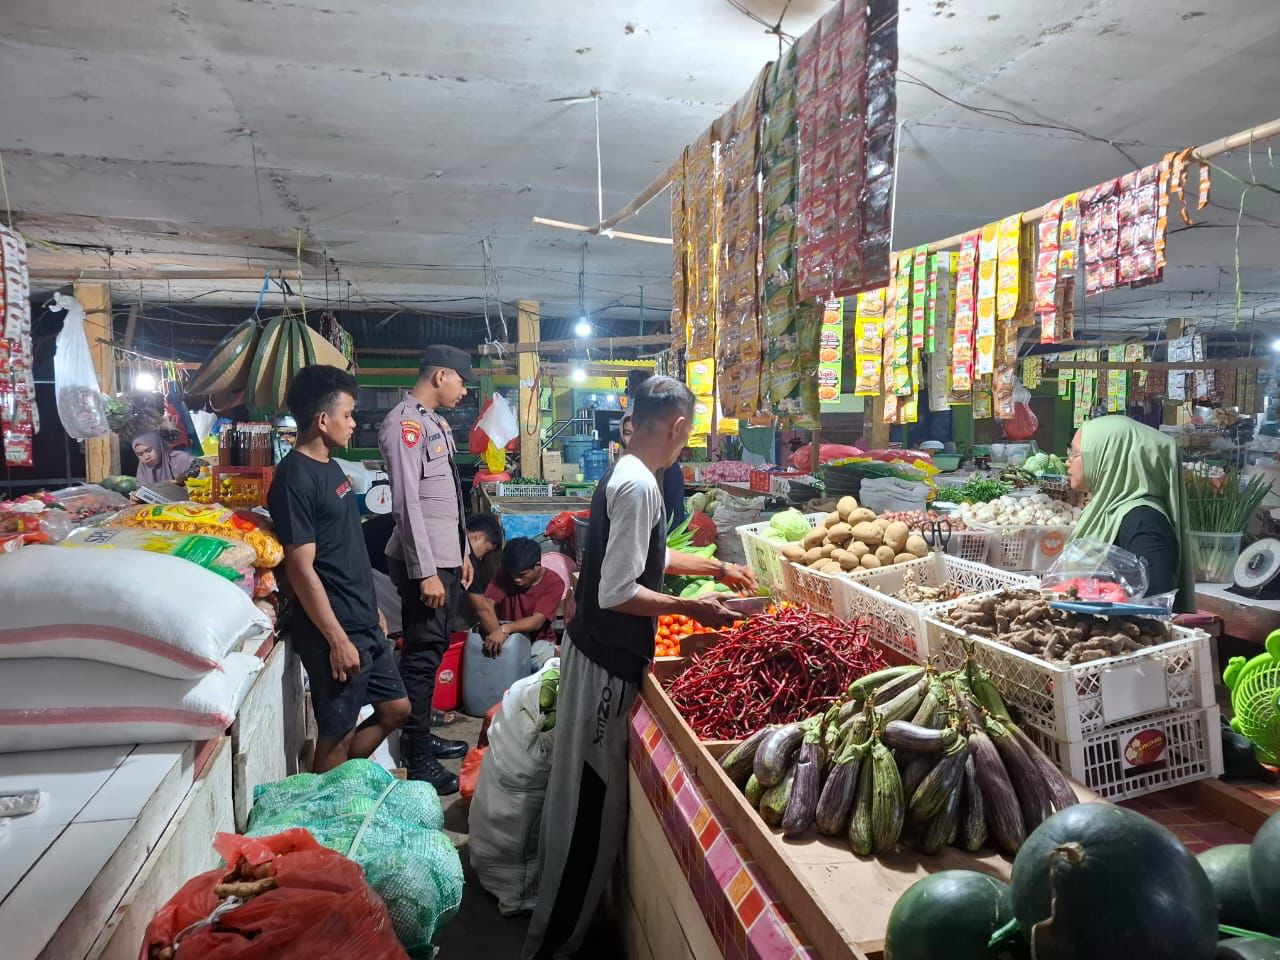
[932,477,1012,505]
[1186,468,1273,534]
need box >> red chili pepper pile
[664,605,886,740]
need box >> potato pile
[780,496,930,574]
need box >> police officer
[379,344,474,793]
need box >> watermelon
[1250,809,1280,934]
[1010,802,1218,960]
[884,870,1026,960]
[1198,845,1263,931]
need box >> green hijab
[1070,415,1194,602]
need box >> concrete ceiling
[2,0,1279,341]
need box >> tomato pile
[655,614,706,657]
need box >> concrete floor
[429,713,623,959]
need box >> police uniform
[378,370,470,771]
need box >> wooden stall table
[1194,581,1280,644]
[627,663,1097,960]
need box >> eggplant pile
[719,661,1079,857]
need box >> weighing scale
[1230,538,1280,601]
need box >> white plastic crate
[927,618,1216,741]
[1024,704,1223,802]
[736,512,823,594]
[944,529,994,564]
[973,524,1073,573]
[496,481,556,498]
[769,473,816,496]
[780,560,840,615]
[836,555,1038,662]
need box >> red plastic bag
[460,745,487,804]
[788,443,864,470]
[545,511,575,541]
[478,701,502,747]
[140,829,407,960]
[1003,402,1039,441]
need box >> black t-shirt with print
[269,450,378,632]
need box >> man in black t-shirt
[269,366,410,773]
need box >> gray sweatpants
[521,637,638,960]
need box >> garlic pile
[957,493,1080,528]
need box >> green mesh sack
[247,759,462,956]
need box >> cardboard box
[542,452,564,482]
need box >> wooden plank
[93,737,235,960]
[1169,779,1277,835]
[1048,359,1269,371]
[73,281,116,481]
[517,300,541,480]
[643,661,1099,958]
[869,394,890,451]
[230,639,289,832]
[1193,583,1280,642]
[480,334,673,355]
[625,769,722,960]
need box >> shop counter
[1194,581,1280,643]
[629,665,1099,960]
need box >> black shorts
[290,617,408,741]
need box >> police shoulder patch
[401,419,423,447]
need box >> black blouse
[1115,505,1185,609]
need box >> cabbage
[769,508,810,542]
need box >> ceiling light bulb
[134,372,157,392]
[1272,338,1280,352]
[574,318,592,338]
[606,393,616,403]
[571,366,587,383]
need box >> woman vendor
[132,431,201,483]
[1067,415,1194,611]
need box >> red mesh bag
[459,745,487,804]
[140,829,407,960]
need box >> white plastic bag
[469,659,558,915]
[50,292,109,439]
[477,391,519,450]
[859,476,928,514]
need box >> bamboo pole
[29,268,314,281]
[531,216,671,245]
[1048,358,1272,371]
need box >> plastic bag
[140,828,408,960]
[469,660,558,915]
[459,746,486,804]
[246,759,462,955]
[1002,379,1039,441]
[788,442,864,471]
[49,293,109,439]
[1043,537,1175,612]
[858,476,928,514]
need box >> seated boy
[472,537,564,673]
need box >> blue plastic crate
[499,512,557,540]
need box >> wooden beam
[73,281,117,481]
[1162,319,1186,427]
[1169,779,1276,834]
[32,268,317,281]
[122,303,138,350]
[478,334,672,356]
[869,394,891,450]
[1047,358,1270,371]
[517,301,541,480]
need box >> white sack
[858,477,928,515]
[0,651,262,753]
[477,392,519,450]
[0,544,272,678]
[469,658,558,915]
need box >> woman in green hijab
[1067,415,1194,611]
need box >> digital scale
[1231,538,1280,601]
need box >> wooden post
[74,281,118,481]
[869,395,891,449]
[517,300,541,479]
[1162,318,1185,427]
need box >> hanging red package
[139,828,408,960]
[1002,401,1039,441]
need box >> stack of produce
[654,613,743,658]
[932,476,1011,505]
[877,508,969,531]
[882,802,1280,960]
[1023,451,1068,477]
[665,606,885,740]
[700,461,755,484]
[780,495,931,573]
[719,659,1079,857]
[889,568,965,604]
[939,588,1174,664]
[1186,467,1273,581]
[957,493,1079,527]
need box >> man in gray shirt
[522,375,756,960]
